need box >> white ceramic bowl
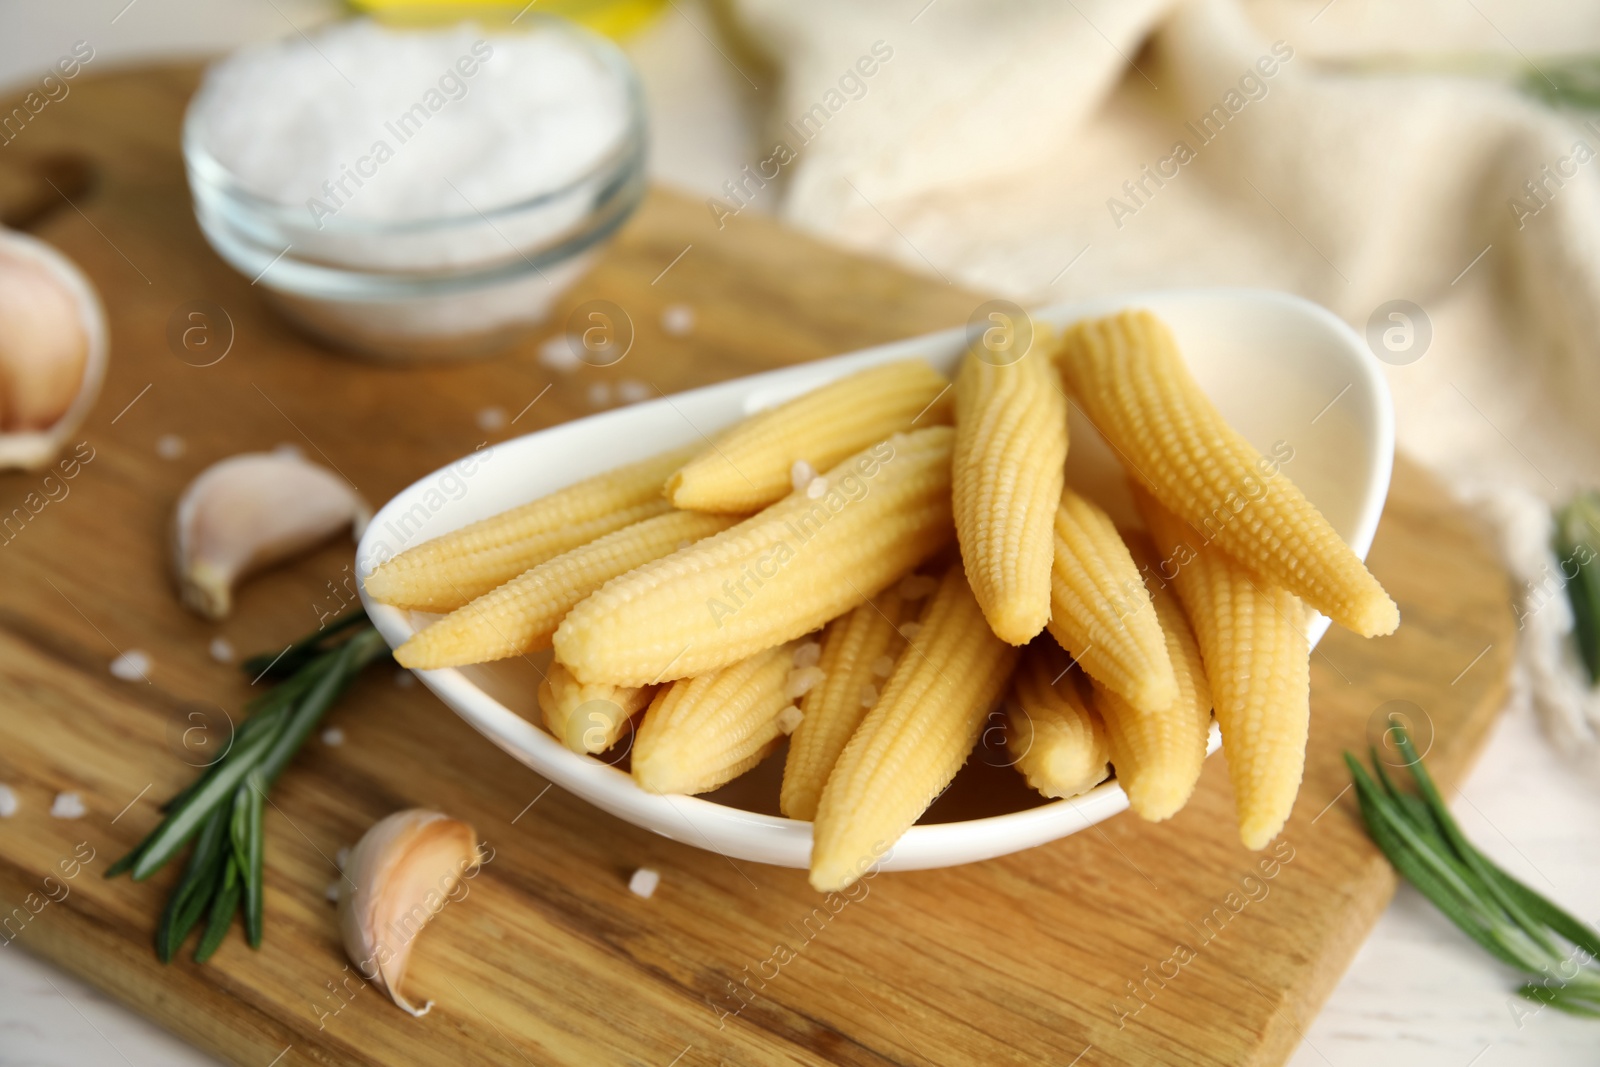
[359,288,1394,871]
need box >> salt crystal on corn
[786,665,826,699]
[805,476,829,499]
[790,460,816,493]
[776,705,804,735]
[792,641,822,668]
[897,573,937,600]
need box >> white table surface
[2,3,1598,1065]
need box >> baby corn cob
[666,361,953,513]
[1137,489,1310,849]
[539,661,656,755]
[780,592,905,821]
[1091,536,1213,821]
[810,565,1019,891]
[555,428,955,687]
[1047,484,1177,713]
[394,510,737,670]
[1058,310,1398,638]
[952,338,1068,644]
[363,446,696,612]
[1008,640,1111,799]
[631,644,795,795]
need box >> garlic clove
[0,227,107,470]
[338,809,482,1017]
[172,451,370,619]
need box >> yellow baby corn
[1090,536,1213,821]
[1058,309,1398,638]
[666,360,952,513]
[538,661,656,755]
[952,338,1068,645]
[555,427,955,687]
[631,644,795,795]
[1046,484,1177,714]
[780,592,905,821]
[810,565,1019,891]
[1007,640,1111,799]
[363,446,695,612]
[1138,489,1310,849]
[394,510,737,670]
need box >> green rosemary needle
[1556,491,1600,686]
[108,610,390,962]
[1347,723,1600,1018]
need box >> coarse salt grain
[790,459,816,493]
[322,727,345,747]
[628,867,660,898]
[872,654,895,678]
[51,793,86,819]
[616,379,651,404]
[156,434,186,459]
[588,381,612,407]
[110,650,151,682]
[805,476,829,499]
[325,881,342,903]
[335,845,351,870]
[786,666,826,700]
[860,684,878,708]
[539,333,584,372]
[476,406,507,432]
[394,669,417,688]
[660,304,695,336]
[897,573,938,600]
[0,784,17,817]
[776,705,804,735]
[792,641,822,669]
[209,636,235,664]
[899,622,922,641]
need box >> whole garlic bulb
[172,450,370,619]
[0,227,107,469]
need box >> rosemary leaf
[1348,725,1600,1019]
[1556,491,1600,686]
[110,610,389,962]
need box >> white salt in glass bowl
[359,289,1394,871]
[184,16,646,362]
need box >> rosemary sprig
[1556,491,1600,686]
[108,611,390,962]
[1523,57,1600,113]
[1347,724,1600,1018]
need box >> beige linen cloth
[726,0,1600,762]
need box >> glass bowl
[182,15,647,362]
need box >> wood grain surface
[0,66,1515,1067]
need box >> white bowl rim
[359,286,1394,872]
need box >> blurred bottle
[347,0,667,38]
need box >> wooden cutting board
[0,65,1515,1067]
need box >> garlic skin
[0,228,107,470]
[338,809,482,1017]
[172,451,370,619]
